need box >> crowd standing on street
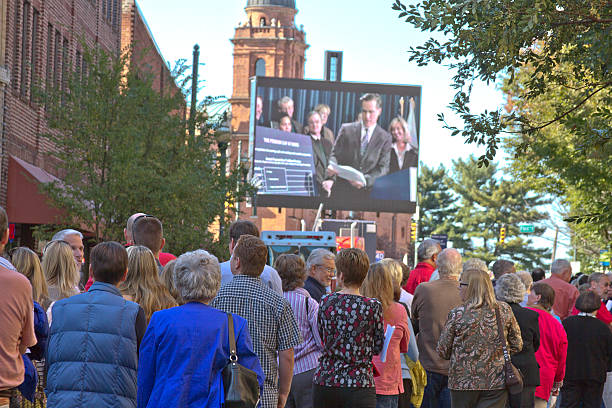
[1,205,612,408]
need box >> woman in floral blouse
[313,248,385,408]
[437,268,523,408]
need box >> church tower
[229,0,308,164]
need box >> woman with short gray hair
[495,273,541,408]
[137,250,264,407]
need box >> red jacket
[404,262,436,295]
[527,307,568,401]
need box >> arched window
[255,58,266,77]
[259,17,266,27]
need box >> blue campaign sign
[253,126,317,196]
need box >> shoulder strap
[494,306,511,364]
[305,295,310,315]
[227,312,238,362]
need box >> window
[255,58,265,77]
[401,226,405,239]
[46,23,53,89]
[30,8,39,101]
[12,0,21,90]
[19,2,30,97]
[259,17,266,27]
[53,30,61,89]
[61,37,68,94]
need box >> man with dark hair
[0,206,36,407]
[125,212,175,266]
[212,235,301,408]
[491,259,516,284]
[219,220,282,294]
[132,215,165,273]
[46,241,146,408]
[531,267,546,282]
[323,93,392,202]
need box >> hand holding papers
[380,324,396,363]
[327,161,367,186]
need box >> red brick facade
[0,0,175,246]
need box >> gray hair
[278,96,293,108]
[417,239,442,262]
[516,270,533,292]
[495,273,526,304]
[52,229,83,241]
[437,248,462,278]
[462,258,488,274]
[306,248,335,270]
[173,250,221,302]
[551,259,571,276]
[589,272,606,284]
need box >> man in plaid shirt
[212,235,301,408]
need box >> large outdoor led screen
[249,77,421,213]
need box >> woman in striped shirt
[275,254,324,408]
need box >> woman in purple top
[312,248,385,408]
[275,254,324,408]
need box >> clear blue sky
[137,0,570,261]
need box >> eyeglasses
[316,265,336,276]
[132,214,155,228]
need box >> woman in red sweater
[526,282,568,408]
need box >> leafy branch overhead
[391,0,612,166]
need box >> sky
[136,0,571,261]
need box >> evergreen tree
[417,164,467,251]
[450,157,551,270]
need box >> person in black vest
[560,291,612,408]
[304,111,332,196]
[495,273,541,408]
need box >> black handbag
[494,306,524,395]
[222,313,261,408]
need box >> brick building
[0,0,175,247]
[229,0,414,260]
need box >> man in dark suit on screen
[322,93,392,204]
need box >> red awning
[6,156,67,224]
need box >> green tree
[39,44,251,259]
[392,0,611,165]
[450,157,551,269]
[417,164,468,250]
[504,63,611,269]
[418,159,551,269]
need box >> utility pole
[188,44,199,138]
[551,225,559,266]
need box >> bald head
[124,212,146,245]
[437,248,462,279]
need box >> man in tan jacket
[411,248,462,408]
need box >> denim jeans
[421,371,451,408]
[376,394,399,408]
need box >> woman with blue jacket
[137,249,264,408]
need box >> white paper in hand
[380,324,396,363]
[328,161,367,185]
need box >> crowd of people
[1,206,611,408]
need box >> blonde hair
[121,246,177,321]
[462,268,497,310]
[12,247,48,304]
[361,262,395,317]
[42,240,79,299]
[160,260,181,304]
[380,258,403,287]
